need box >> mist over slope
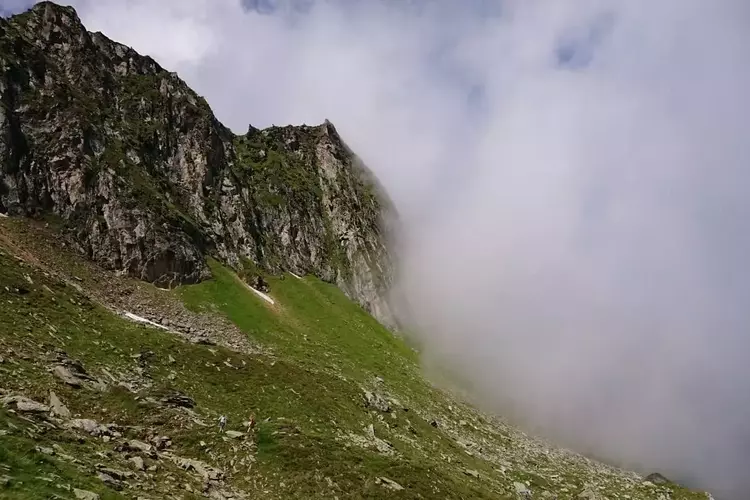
[7,0,750,498]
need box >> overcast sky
[5,1,750,498]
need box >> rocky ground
[0,217,713,499]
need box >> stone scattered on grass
[645,472,670,485]
[97,466,133,481]
[96,471,121,490]
[150,435,172,450]
[66,418,116,438]
[160,392,195,409]
[375,476,404,491]
[363,390,390,413]
[53,365,83,387]
[578,487,605,499]
[73,488,100,500]
[2,395,49,413]
[514,481,532,498]
[68,418,100,435]
[49,390,71,418]
[166,454,223,482]
[129,456,145,471]
[121,440,153,454]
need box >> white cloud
[18,0,750,497]
[68,0,219,65]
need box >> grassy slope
[0,218,708,500]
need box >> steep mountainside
[0,3,714,500]
[0,1,396,327]
[0,217,711,500]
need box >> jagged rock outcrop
[0,2,397,327]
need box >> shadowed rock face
[0,2,398,327]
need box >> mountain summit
[0,1,397,327]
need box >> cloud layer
[10,1,750,497]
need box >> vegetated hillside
[0,3,713,500]
[0,218,711,500]
[0,1,397,328]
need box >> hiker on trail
[247,413,256,433]
[218,415,227,433]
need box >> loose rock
[2,395,49,413]
[96,472,121,490]
[514,481,532,498]
[73,489,100,500]
[129,456,145,471]
[161,392,195,409]
[645,472,670,485]
[67,418,108,436]
[17,399,49,412]
[53,365,83,387]
[578,487,605,499]
[166,454,223,482]
[122,440,153,454]
[98,467,133,480]
[49,391,71,418]
[376,477,404,491]
[150,435,172,450]
[363,390,390,413]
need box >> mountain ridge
[0,1,398,328]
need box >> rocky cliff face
[0,2,397,327]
